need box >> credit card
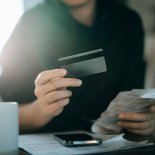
[58,49,107,78]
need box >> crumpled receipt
[92,89,155,134]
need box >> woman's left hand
[117,105,155,136]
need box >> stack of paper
[92,89,155,134]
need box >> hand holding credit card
[58,49,107,78]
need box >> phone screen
[54,133,102,147]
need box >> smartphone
[54,133,102,147]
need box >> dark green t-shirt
[0,0,145,132]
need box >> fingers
[118,112,155,136]
[38,90,72,105]
[39,98,70,117]
[117,120,152,130]
[118,112,152,122]
[35,69,67,85]
[35,78,82,97]
[34,69,83,118]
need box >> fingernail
[118,114,124,119]
[61,69,67,75]
[69,91,72,96]
[77,80,82,85]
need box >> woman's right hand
[34,69,82,119]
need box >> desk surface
[18,132,155,155]
[19,145,155,155]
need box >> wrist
[19,100,54,132]
[33,100,55,128]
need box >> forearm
[19,100,53,132]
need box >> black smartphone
[54,133,102,147]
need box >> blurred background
[0,0,155,89]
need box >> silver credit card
[58,49,107,78]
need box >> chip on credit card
[58,49,107,78]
